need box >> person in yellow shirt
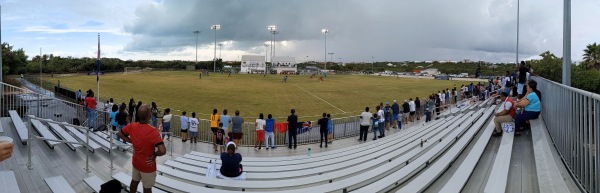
[210,109,220,151]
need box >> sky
[1,0,599,63]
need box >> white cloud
[1,0,599,63]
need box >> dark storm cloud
[122,0,583,62]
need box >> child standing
[216,122,225,153]
[425,108,432,122]
[180,111,189,142]
[254,113,266,150]
[189,112,199,143]
[265,114,276,150]
[372,113,379,140]
[397,112,403,130]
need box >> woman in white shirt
[254,113,266,150]
[161,108,173,141]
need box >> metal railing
[533,76,598,193]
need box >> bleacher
[1,95,580,192]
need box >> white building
[272,56,297,74]
[422,68,440,75]
[241,55,266,73]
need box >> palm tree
[583,43,600,70]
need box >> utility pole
[193,30,201,65]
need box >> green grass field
[49,71,469,120]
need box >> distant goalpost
[124,67,142,74]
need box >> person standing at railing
[287,109,298,149]
[265,114,276,150]
[514,80,541,136]
[180,111,189,143]
[254,113,266,150]
[135,101,142,123]
[117,104,166,193]
[210,109,220,151]
[358,107,371,142]
[415,97,421,121]
[85,90,97,130]
[220,110,231,139]
[391,100,400,129]
[517,61,530,99]
[189,112,199,143]
[409,98,416,122]
[75,89,82,103]
[161,108,172,141]
[327,114,333,144]
[151,102,159,127]
[116,103,129,143]
[231,110,244,146]
[110,104,119,141]
[318,113,329,148]
[377,106,385,138]
[128,98,136,122]
[402,100,410,125]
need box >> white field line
[293,84,347,114]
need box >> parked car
[87,71,104,75]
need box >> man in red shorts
[118,104,166,193]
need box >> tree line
[2,41,599,93]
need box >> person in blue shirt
[264,114,276,150]
[109,104,119,141]
[327,114,332,144]
[514,80,542,136]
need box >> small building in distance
[422,68,440,75]
[241,55,266,73]
[272,56,297,74]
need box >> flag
[97,33,101,82]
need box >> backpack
[99,179,122,193]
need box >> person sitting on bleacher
[492,92,516,137]
[220,142,243,178]
[514,80,541,136]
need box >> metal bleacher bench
[530,118,571,193]
[353,108,488,193]
[396,106,495,193]
[9,110,28,145]
[47,122,82,151]
[63,125,101,153]
[44,175,76,193]
[112,172,177,193]
[0,170,21,193]
[164,118,452,179]
[483,104,515,193]
[161,112,477,192]
[156,117,463,190]
[187,118,448,165]
[439,120,497,192]
[83,175,103,193]
[176,119,449,174]
[30,119,61,149]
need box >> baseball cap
[393,100,397,103]
[404,100,407,102]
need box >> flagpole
[97,33,100,102]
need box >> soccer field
[49,71,469,120]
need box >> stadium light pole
[193,30,201,65]
[264,44,269,62]
[218,43,223,59]
[322,29,330,71]
[211,24,220,72]
[328,53,334,64]
[516,0,520,68]
[267,25,278,74]
[371,56,374,73]
[562,0,571,86]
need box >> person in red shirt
[118,104,166,193]
[84,90,97,129]
[492,92,516,136]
